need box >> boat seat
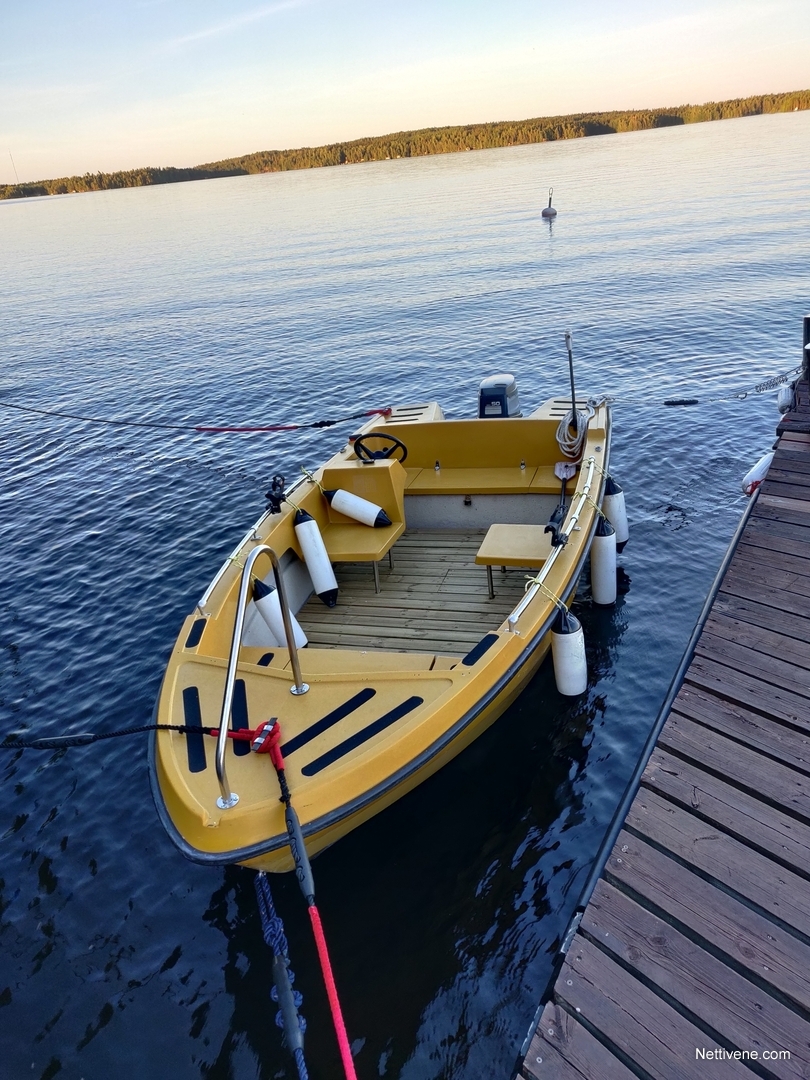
[318,458,407,593]
[475,524,552,598]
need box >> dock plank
[736,540,810,577]
[555,936,755,1080]
[583,880,810,1078]
[730,552,810,596]
[659,712,810,826]
[722,564,810,612]
[626,786,810,936]
[671,683,810,776]
[696,629,810,700]
[704,611,810,674]
[605,830,810,1012]
[713,590,810,644]
[770,451,810,474]
[740,525,810,561]
[760,479,810,502]
[752,498,810,529]
[685,653,810,730]
[757,491,810,515]
[643,745,810,875]
[522,1003,636,1080]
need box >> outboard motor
[478,374,521,418]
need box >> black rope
[0,399,388,434]
[255,873,309,1079]
[0,723,208,750]
[0,400,191,430]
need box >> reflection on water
[1,110,809,1078]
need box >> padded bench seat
[321,521,405,563]
[320,520,406,594]
[474,524,553,598]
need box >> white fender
[602,476,629,552]
[551,609,587,696]
[742,451,774,496]
[777,386,794,414]
[253,579,308,649]
[591,517,617,605]
[324,488,391,528]
[294,510,339,606]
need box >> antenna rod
[8,150,19,185]
[565,330,577,434]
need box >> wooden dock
[518,374,810,1080]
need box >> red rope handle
[308,905,358,1080]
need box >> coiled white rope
[555,396,608,459]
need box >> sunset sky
[2,0,809,183]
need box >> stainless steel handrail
[215,543,309,810]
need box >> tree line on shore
[3,89,808,201]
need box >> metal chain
[606,364,802,407]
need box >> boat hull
[150,398,611,871]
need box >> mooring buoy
[541,187,557,219]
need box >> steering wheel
[353,432,408,463]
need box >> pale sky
[1,0,808,183]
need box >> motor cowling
[478,374,521,418]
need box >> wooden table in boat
[474,524,552,598]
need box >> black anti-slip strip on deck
[184,618,206,649]
[301,696,424,776]
[281,687,377,757]
[461,633,499,666]
[257,652,274,667]
[231,679,251,756]
[182,687,207,773]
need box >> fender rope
[252,719,358,1080]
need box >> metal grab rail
[215,544,309,810]
[507,455,597,631]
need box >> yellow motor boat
[150,385,614,872]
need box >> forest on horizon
[2,88,808,202]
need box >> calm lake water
[2,111,809,1080]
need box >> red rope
[308,904,358,1080]
[258,720,357,1079]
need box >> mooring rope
[609,365,802,407]
[252,719,359,1080]
[0,723,259,750]
[255,873,309,1080]
[0,399,391,433]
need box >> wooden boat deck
[297,528,527,656]
[518,380,810,1080]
